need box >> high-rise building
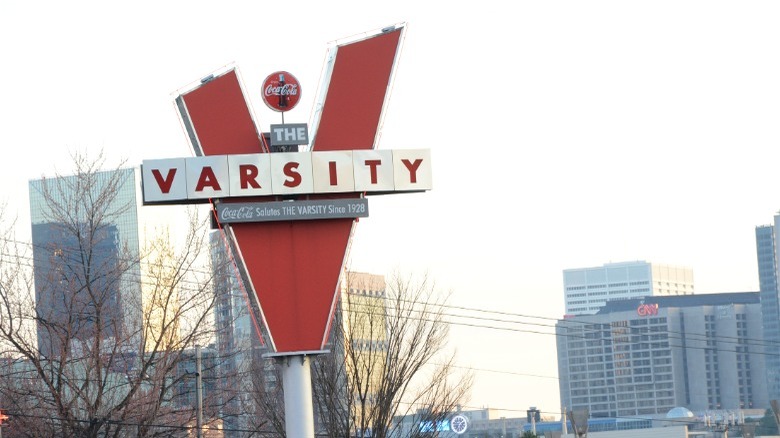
[563,261,694,315]
[29,168,142,358]
[556,292,768,418]
[210,230,266,437]
[339,271,388,402]
[755,217,780,401]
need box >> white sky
[3,0,780,421]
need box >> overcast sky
[3,0,780,419]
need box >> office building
[556,292,768,418]
[29,168,142,358]
[563,261,694,315]
[755,217,780,402]
[338,271,388,418]
[210,231,266,437]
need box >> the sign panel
[186,155,230,200]
[353,150,395,192]
[215,198,369,223]
[270,123,309,146]
[141,148,431,204]
[311,151,355,193]
[227,154,273,196]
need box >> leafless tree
[310,270,473,438]
[0,153,232,437]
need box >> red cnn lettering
[401,158,423,183]
[239,164,261,189]
[283,162,302,187]
[195,167,222,192]
[328,161,338,185]
[152,168,177,194]
[364,159,382,184]
[637,303,659,317]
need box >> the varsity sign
[141,149,431,204]
[161,25,409,357]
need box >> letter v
[152,168,177,193]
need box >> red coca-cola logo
[261,71,301,112]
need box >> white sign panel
[312,151,355,193]
[227,154,273,196]
[141,157,187,203]
[270,152,314,195]
[141,149,432,204]
[186,155,230,200]
[393,149,432,191]
[353,150,395,192]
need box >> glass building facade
[210,230,266,436]
[29,168,142,357]
[755,221,780,402]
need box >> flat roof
[597,292,760,314]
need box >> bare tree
[310,270,473,438]
[0,153,229,437]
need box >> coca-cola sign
[262,71,301,112]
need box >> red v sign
[174,27,404,353]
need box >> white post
[282,355,315,438]
[196,345,203,438]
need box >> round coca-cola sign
[262,71,301,112]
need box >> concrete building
[337,271,389,433]
[556,293,768,420]
[755,217,780,402]
[563,261,694,315]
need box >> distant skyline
[3,0,780,419]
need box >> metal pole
[282,354,315,438]
[562,407,567,435]
[196,345,203,438]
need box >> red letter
[328,161,338,186]
[401,158,423,183]
[195,167,222,192]
[283,162,302,187]
[240,164,261,189]
[364,159,382,184]
[152,168,177,194]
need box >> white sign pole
[282,355,315,438]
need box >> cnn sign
[637,303,659,317]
